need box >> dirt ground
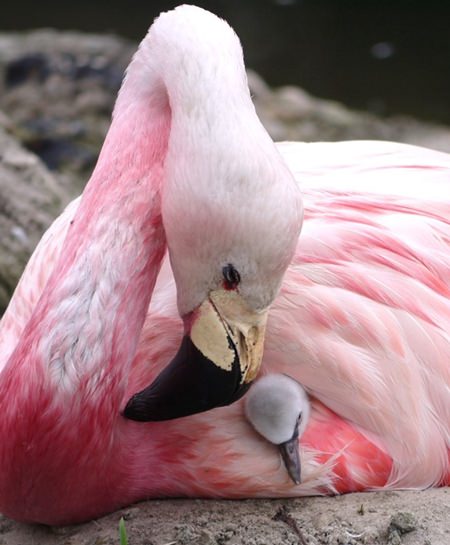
[0,488,448,545]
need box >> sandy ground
[0,489,448,545]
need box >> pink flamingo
[0,5,449,525]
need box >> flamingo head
[123,9,303,421]
[124,137,303,421]
[245,374,310,484]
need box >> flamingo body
[0,6,449,524]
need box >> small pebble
[389,512,417,534]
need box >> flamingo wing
[265,140,450,490]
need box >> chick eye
[222,263,240,290]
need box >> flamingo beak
[123,290,267,421]
[278,424,301,485]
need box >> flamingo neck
[2,65,171,402]
[0,49,174,519]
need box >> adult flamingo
[0,5,449,525]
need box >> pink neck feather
[0,63,171,521]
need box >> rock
[387,529,402,545]
[0,30,136,193]
[389,512,417,534]
[0,29,449,202]
[246,69,272,101]
[250,81,450,152]
[0,118,68,315]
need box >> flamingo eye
[222,263,240,290]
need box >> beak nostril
[247,326,259,347]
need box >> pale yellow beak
[124,288,268,421]
[195,289,268,384]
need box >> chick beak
[278,422,301,485]
[123,289,267,421]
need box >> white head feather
[138,5,303,316]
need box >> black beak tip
[122,393,150,422]
[122,334,249,422]
[278,433,301,485]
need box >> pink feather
[0,7,448,524]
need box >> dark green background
[2,0,450,123]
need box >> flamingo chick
[245,374,310,484]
